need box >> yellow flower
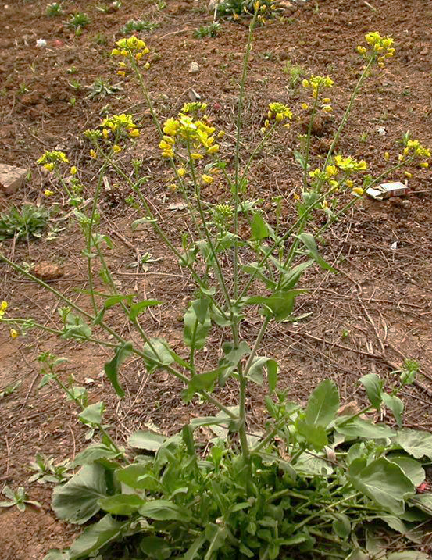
[117,70,126,77]
[1,301,8,312]
[201,174,214,184]
[44,189,54,197]
[102,128,110,139]
[384,152,390,161]
[191,153,203,160]
[420,162,429,168]
[70,166,78,175]
[217,130,225,138]
[323,98,331,103]
[167,183,177,191]
[135,52,143,61]
[302,79,309,88]
[10,328,18,339]
[208,144,220,154]
[144,62,150,70]
[301,103,309,110]
[129,128,140,138]
[177,168,186,177]
[113,145,122,153]
[404,171,412,178]
[322,105,332,113]
[90,149,97,158]
[346,179,353,188]
[44,163,55,172]
[326,165,338,177]
[352,187,364,196]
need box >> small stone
[0,163,28,194]
[189,61,199,74]
[32,262,64,281]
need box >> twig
[21,372,40,409]
[357,295,385,354]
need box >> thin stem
[303,93,321,188]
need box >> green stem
[303,93,321,189]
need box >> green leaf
[72,444,120,467]
[104,342,133,397]
[388,455,425,487]
[382,394,404,427]
[297,421,328,451]
[116,464,160,492]
[189,416,232,430]
[359,373,383,408]
[251,212,270,240]
[99,494,144,515]
[79,402,104,426]
[410,494,432,515]
[69,515,124,560]
[245,289,306,321]
[129,300,163,321]
[280,260,313,290]
[52,464,107,524]
[184,299,211,350]
[349,458,415,515]
[336,418,396,440]
[183,370,220,401]
[94,294,134,325]
[298,232,336,271]
[139,499,191,521]
[127,430,166,452]
[140,536,172,558]
[332,513,351,539]
[143,338,176,370]
[394,429,432,459]
[204,524,228,560]
[63,313,92,340]
[305,379,339,428]
[179,534,206,560]
[247,357,278,391]
[294,453,334,476]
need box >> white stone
[0,163,28,195]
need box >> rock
[0,163,28,195]
[32,262,64,281]
[189,61,199,74]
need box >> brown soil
[1,0,432,558]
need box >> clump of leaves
[0,380,21,399]
[87,78,123,99]
[194,22,221,38]
[0,486,41,512]
[45,2,63,16]
[0,204,49,241]
[28,453,72,484]
[96,1,122,14]
[283,59,306,88]
[217,0,278,18]
[121,19,159,34]
[67,12,90,30]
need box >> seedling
[45,2,62,16]
[0,487,41,512]
[87,78,123,99]
[28,453,72,484]
[0,380,21,399]
[69,79,82,91]
[194,22,221,38]
[283,59,306,88]
[121,19,159,34]
[67,12,90,31]
[0,205,49,241]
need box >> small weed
[69,96,77,106]
[0,380,21,399]
[194,22,221,38]
[66,66,78,74]
[28,453,72,484]
[96,1,122,13]
[121,19,159,34]
[0,487,41,512]
[0,205,49,241]
[67,12,90,31]
[359,131,369,143]
[45,2,62,16]
[87,78,123,99]
[93,32,108,45]
[69,78,82,91]
[18,83,29,95]
[283,59,305,88]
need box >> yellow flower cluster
[101,114,139,138]
[267,102,292,123]
[37,150,69,171]
[112,37,150,75]
[302,75,334,99]
[403,139,430,159]
[159,112,220,160]
[334,155,367,173]
[357,32,395,67]
[0,300,7,319]
[309,155,367,196]
[181,102,208,114]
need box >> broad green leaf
[72,444,120,467]
[336,418,395,440]
[359,373,383,408]
[280,260,313,290]
[294,453,334,476]
[94,294,134,325]
[143,338,175,370]
[79,402,104,426]
[332,513,351,538]
[394,429,432,459]
[204,524,228,560]
[139,499,191,521]
[375,515,407,534]
[346,442,367,464]
[251,212,270,240]
[184,299,211,350]
[305,379,339,428]
[388,455,425,487]
[104,342,133,397]
[128,430,166,452]
[99,494,144,515]
[382,394,404,427]
[52,464,107,524]
[410,494,432,515]
[43,551,70,560]
[345,550,370,560]
[221,341,250,366]
[298,232,336,271]
[63,313,92,340]
[242,263,275,290]
[68,515,124,560]
[116,464,160,492]
[247,357,278,391]
[349,458,415,515]
[187,370,219,393]
[297,420,328,451]
[140,536,172,558]
[129,300,163,321]
[245,289,306,321]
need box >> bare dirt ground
[1,0,432,557]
